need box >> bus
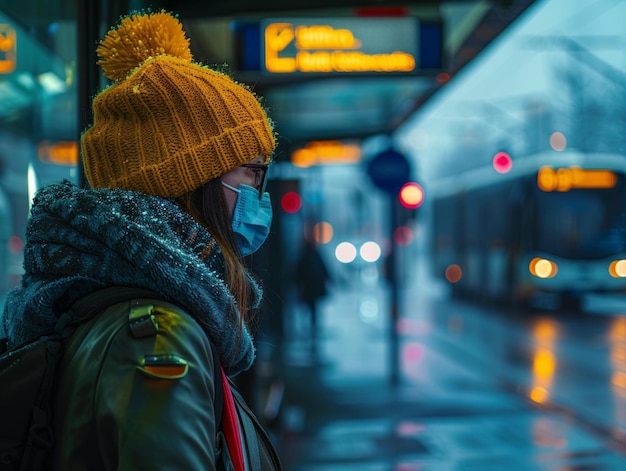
[429,151,626,310]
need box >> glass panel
[0,5,78,306]
[535,176,626,259]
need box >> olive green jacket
[50,295,281,470]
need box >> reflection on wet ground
[273,278,626,470]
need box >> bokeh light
[398,182,424,209]
[313,221,334,244]
[394,225,414,246]
[8,236,23,255]
[335,241,357,263]
[360,241,382,262]
[609,260,626,278]
[281,191,302,213]
[549,132,567,151]
[529,257,558,278]
[492,151,512,174]
[359,297,379,323]
[445,264,462,283]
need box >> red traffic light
[493,152,512,174]
[281,191,302,213]
[398,182,424,209]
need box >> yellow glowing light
[38,141,79,166]
[295,25,361,49]
[535,259,553,278]
[537,167,558,192]
[533,348,556,377]
[292,140,361,167]
[0,24,17,74]
[537,166,616,192]
[264,22,415,74]
[264,23,296,73]
[533,318,558,342]
[529,319,557,405]
[292,149,317,168]
[530,386,550,404]
[313,221,333,244]
[609,260,626,278]
[529,257,557,278]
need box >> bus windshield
[534,176,626,259]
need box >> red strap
[220,367,245,471]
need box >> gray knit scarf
[1,180,258,375]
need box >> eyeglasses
[241,163,270,198]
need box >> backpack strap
[236,389,261,471]
[69,286,159,321]
[18,338,63,471]
[220,368,245,471]
[52,286,159,337]
[210,340,224,430]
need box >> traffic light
[492,151,512,174]
[281,191,302,213]
[394,181,422,247]
[398,182,424,209]
[275,179,302,213]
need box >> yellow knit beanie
[81,11,276,198]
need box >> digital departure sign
[537,166,617,192]
[235,18,442,74]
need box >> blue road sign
[367,148,411,193]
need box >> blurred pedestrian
[295,237,331,347]
[1,11,281,470]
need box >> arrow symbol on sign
[266,24,294,53]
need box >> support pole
[77,0,100,188]
[388,194,400,386]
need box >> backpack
[0,287,223,471]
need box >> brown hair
[175,178,251,342]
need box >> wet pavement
[269,276,626,470]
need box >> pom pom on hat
[81,10,276,198]
[97,11,192,82]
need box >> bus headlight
[609,260,626,278]
[529,258,558,278]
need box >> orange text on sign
[264,22,415,74]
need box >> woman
[1,11,281,470]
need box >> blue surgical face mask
[222,182,273,257]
